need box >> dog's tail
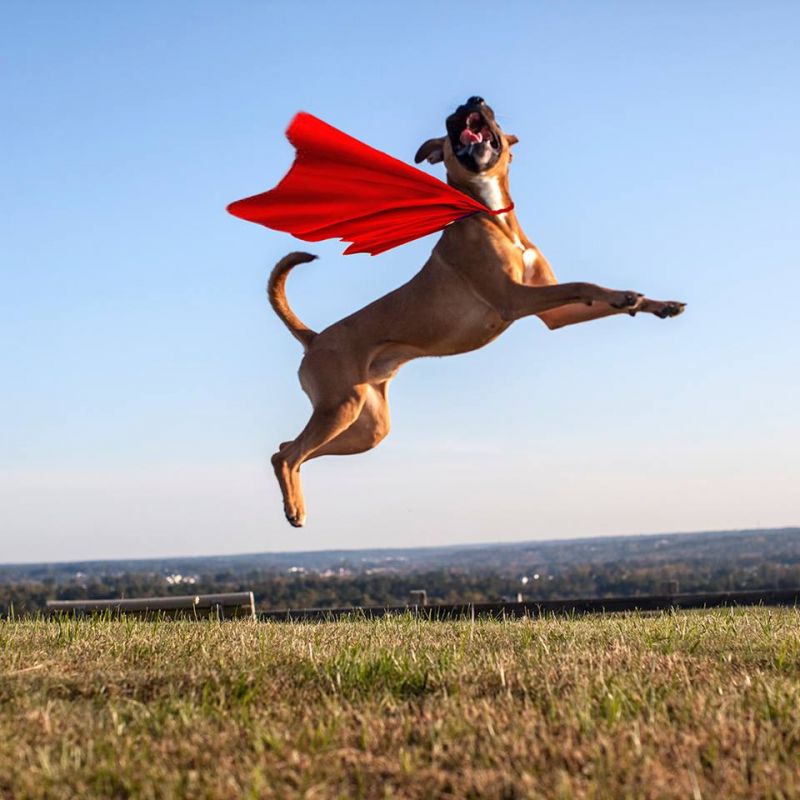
[267,252,318,349]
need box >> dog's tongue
[460,128,482,145]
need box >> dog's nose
[467,96,485,107]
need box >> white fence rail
[46,591,256,620]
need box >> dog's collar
[229,113,515,256]
[484,203,514,216]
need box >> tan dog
[268,97,684,526]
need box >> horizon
[2,524,798,569]
[2,2,799,562]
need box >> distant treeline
[4,560,800,616]
[4,528,800,587]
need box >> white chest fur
[470,175,537,280]
[509,225,537,281]
[469,174,512,227]
[470,174,506,211]
[522,247,537,281]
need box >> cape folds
[227,112,512,256]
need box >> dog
[268,97,685,526]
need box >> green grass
[1,608,799,799]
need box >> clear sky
[2,1,798,563]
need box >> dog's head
[414,96,518,184]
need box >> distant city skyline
[2,1,798,562]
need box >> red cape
[227,112,512,256]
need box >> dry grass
[1,608,799,799]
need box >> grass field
[1,609,799,799]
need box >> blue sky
[1,1,798,562]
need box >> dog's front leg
[537,297,686,329]
[498,281,643,322]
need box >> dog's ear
[506,134,519,147]
[415,137,445,164]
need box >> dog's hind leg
[272,385,369,527]
[305,383,391,460]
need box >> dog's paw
[609,290,644,310]
[285,509,306,527]
[655,300,686,319]
[638,299,686,319]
